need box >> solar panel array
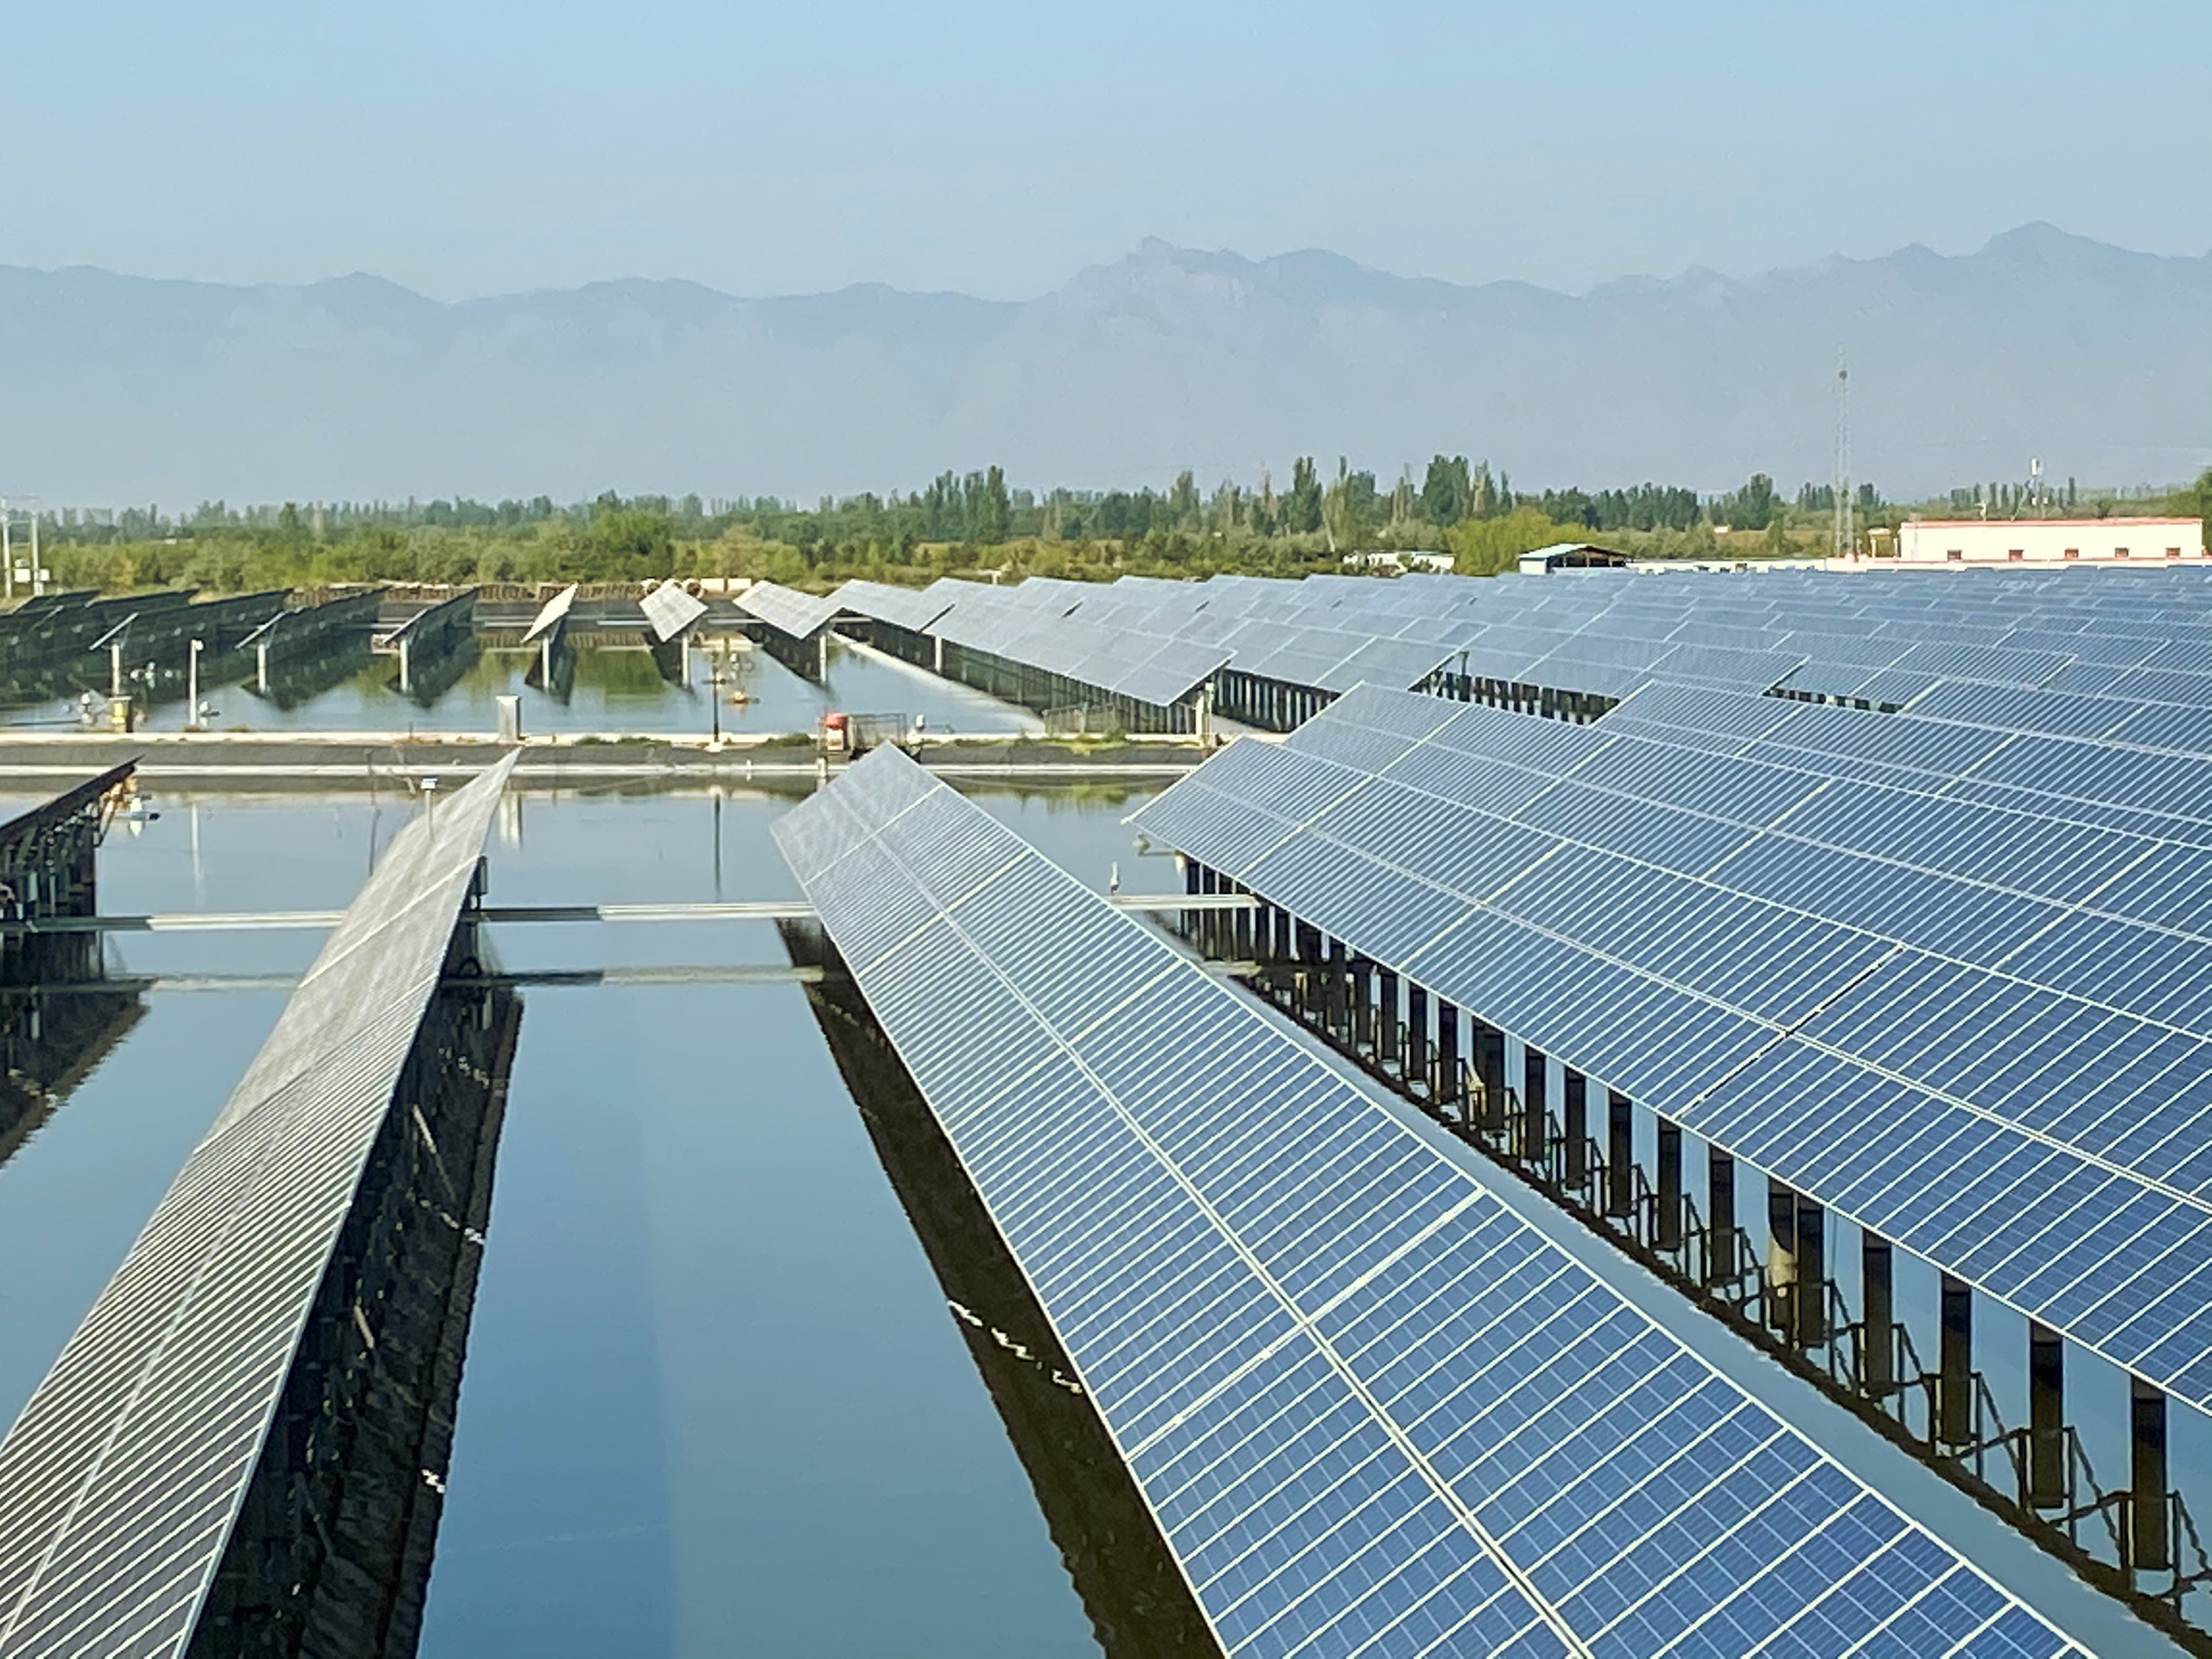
[639,582,709,643]
[777,745,2086,1659]
[826,564,2212,730]
[737,579,846,641]
[1134,683,2212,1412]
[0,755,518,1659]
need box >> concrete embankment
[0,730,1217,788]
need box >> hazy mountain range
[3,223,2206,508]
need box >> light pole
[707,660,724,747]
[186,639,204,731]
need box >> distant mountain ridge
[3,224,2206,505]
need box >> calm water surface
[0,780,1171,1659]
[4,633,1038,737]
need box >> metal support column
[1656,1118,1682,1252]
[1939,1273,1974,1447]
[1560,1068,1587,1190]
[1406,983,1428,1095]
[1861,1234,1893,1399]
[1696,1138,1723,1271]
[1520,1044,1547,1164]
[2133,1376,2171,1572]
[1434,999,1459,1111]
[1796,1196,1826,1348]
[1605,1090,1633,1217]
[1376,969,1399,1066]
[1767,1181,1824,1347]
[1474,1022,1506,1138]
[2029,1323,2065,1509]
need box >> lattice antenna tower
[1832,353,1852,559]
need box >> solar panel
[830,579,957,633]
[736,579,844,640]
[779,747,2085,1659]
[1134,688,2212,1409]
[520,582,577,645]
[639,581,709,642]
[0,754,518,1659]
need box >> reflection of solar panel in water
[639,581,709,643]
[0,754,518,1659]
[1134,684,2212,1411]
[777,746,2086,1659]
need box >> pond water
[2,632,1039,738]
[0,780,1167,1659]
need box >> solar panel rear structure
[737,580,845,640]
[0,753,518,1659]
[1133,686,2212,1414]
[830,579,957,634]
[776,746,2086,1659]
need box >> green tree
[1421,454,1471,525]
[586,505,676,578]
[1443,507,1584,575]
[1715,473,1777,531]
[1168,469,1200,525]
[1287,457,1323,534]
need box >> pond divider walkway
[0,730,1219,785]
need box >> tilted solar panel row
[1133,690,2212,1409]
[736,580,846,640]
[0,756,519,1659]
[777,745,2085,1659]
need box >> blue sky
[6,0,2209,300]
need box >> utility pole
[1832,353,1853,561]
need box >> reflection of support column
[2029,1323,2065,1509]
[1376,969,1398,1066]
[1606,1090,1633,1217]
[1433,999,1459,1110]
[1861,1234,1893,1398]
[1707,1148,1735,1281]
[1655,1118,1682,1251]
[1561,1069,1587,1190]
[1767,1177,1798,1338]
[2133,1377,2171,1572]
[1406,984,1428,1093]
[1796,1196,1825,1347]
[1768,1181,1824,1345]
[1939,1274,1974,1447]
[1520,1045,1547,1163]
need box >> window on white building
[2116,547,2131,559]
[1946,549,1962,562]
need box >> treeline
[27,462,2209,598]
[40,455,1855,557]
